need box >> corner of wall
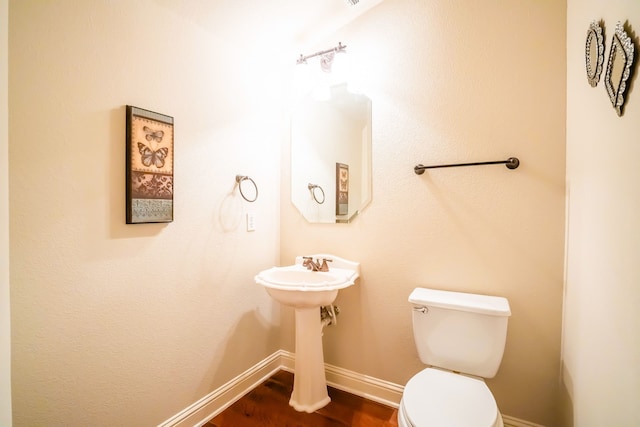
[1,0,12,424]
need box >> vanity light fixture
[296,42,347,69]
[295,42,350,99]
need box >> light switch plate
[246,213,256,232]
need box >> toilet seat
[400,368,500,427]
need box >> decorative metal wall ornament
[585,20,605,87]
[604,22,636,116]
[126,106,174,223]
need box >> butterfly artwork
[126,105,174,224]
[143,126,165,142]
[339,168,349,191]
[137,142,169,168]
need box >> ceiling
[154,0,385,53]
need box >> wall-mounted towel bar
[414,157,520,175]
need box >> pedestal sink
[255,254,360,412]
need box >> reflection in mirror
[585,21,604,87]
[604,22,636,116]
[308,183,326,205]
[291,84,372,223]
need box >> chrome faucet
[302,257,332,272]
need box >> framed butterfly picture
[336,163,349,216]
[125,105,174,224]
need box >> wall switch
[246,213,256,232]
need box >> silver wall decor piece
[585,20,605,87]
[604,22,636,116]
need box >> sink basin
[256,265,357,289]
[255,264,358,308]
[255,254,360,413]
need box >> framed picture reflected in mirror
[336,163,349,216]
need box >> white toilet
[399,287,511,427]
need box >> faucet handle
[302,256,314,270]
[319,258,333,271]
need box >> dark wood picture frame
[336,163,349,216]
[126,106,174,224]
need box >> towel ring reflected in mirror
[308,183,325,204]
[604,22,636,116]
[585,20,605,87]
[235,175,258,202]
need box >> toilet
[399,287,511,427]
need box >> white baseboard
[277,350,404,409]
[158,349,545,427]
[157,350,285,427]
[326,362,404,408]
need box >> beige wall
[9,0,570,426]
[563,1,640,426]
[281,1,566,426]
[9,1,284,425]
[1,0,12,425]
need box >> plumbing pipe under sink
[320,304,340,330]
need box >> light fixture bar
[296,42,347,65]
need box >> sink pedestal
[289,306,331,412]
[254,254,361,413]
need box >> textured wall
[9,1,283,425]
[281,1,566,425]
[9,0,571,426]
[563,1,640,426]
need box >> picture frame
[126,105,174,224]
[336,163,349,216]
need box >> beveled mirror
[604,22,636,116]
[585,21,604,87]
[291,83,372,223]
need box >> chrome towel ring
[308,183,325,204]
[236,175,258,202]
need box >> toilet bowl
[398,368,503,427]
[399,288,511,427]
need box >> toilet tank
[409,287,511,378]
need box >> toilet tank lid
[409,288,511,317]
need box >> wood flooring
[205,370,399,427]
